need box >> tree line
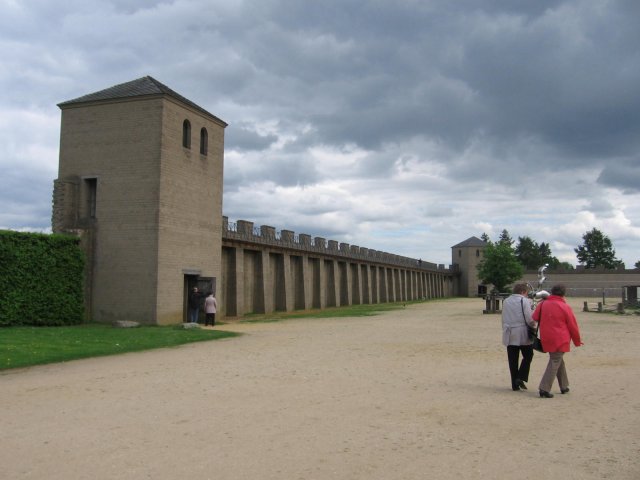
[476,227,635,293]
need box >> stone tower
[53,76,227,324]
[451,236,487,297]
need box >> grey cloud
[226,125,278,151]
[584,197,616,217]
[597,158,640,193]
[225,153,320,190]
[262,156,320,187]
[0,169,53,229]
[422,204,455,218]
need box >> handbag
[522,298,544,352]
[521,299,537,341]
[532,302,544,352]
[532,335,544,353]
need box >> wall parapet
[223,217,452,272]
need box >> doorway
[183,275,216,323]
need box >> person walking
[533,284,583,398]
[204,292,218,327]
[501,283,537,391]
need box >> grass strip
[0,324,239,370]
[240,299,436,323]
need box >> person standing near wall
[501,283,537,391]
[533,284,583,398]
[204,292,218,327]
[188,287,203,324]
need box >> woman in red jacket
[532,284,583,398]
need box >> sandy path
[1,298,639,479]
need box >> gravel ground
[1,297,639,480]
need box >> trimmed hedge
[0,230,84,326]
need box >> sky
[1,0,639,268]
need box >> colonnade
[220,242,453,318]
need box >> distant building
[451,236,486,297]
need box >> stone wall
[220,218,456,317]
[519,267,640,298]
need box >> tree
[476,241,524,293]
[498,229,514,247]
[515,236,560,270]
[515,236,539,269]
[480,232,491,243]
[635,260,640,269]
[538,242,560,268]
[574,228,623,269]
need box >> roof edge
[58,76,228,127]
[451,236,487,248]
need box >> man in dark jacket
[188,287,203,324]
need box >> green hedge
[0,230,84,326]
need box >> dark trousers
[507,345,534,388]
[205,313,216,326]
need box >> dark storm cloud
[597,158,640,193]
[457,6,640,163]
[216,0,640,188]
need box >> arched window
[476,249,480,257]
[200,127,208,155]
[182,120,191,149]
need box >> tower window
[200,127,208,155]
[182,119,191,149]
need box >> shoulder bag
[521,298,537,341]
[522,298,544,352]
[531,301,544,352]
